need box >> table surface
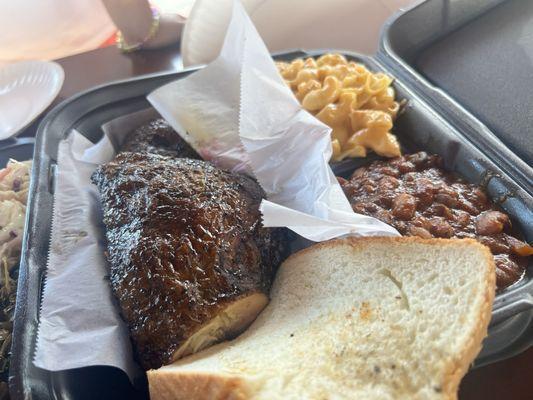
[13,44,533,400]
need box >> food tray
[9,47,533,399]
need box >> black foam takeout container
[9,0,533,398]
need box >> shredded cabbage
[0,160,30,273]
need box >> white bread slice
[148,237,495,400]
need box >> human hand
[102,0,185,51]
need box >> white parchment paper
[149,0,399,241]
[33,109,159,381]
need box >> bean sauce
[339,152,533,290]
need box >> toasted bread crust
[148,370,251,400]
[441,242,496,400]
[282,236,493,265]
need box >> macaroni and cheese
[277,54,401,161]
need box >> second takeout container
[10,0,533,398]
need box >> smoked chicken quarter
[92,153,286,370]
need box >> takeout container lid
[377,0,532,192]
[8,0,533,399]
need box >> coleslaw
[0,158,31,397]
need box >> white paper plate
[0,61,64,140]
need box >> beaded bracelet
[116,6,161,53]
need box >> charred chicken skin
[92,153,285,370]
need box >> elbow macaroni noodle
[277,54,401,161]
